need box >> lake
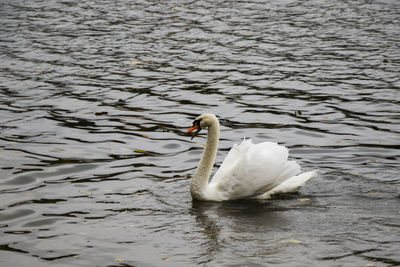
[0,0,399,266]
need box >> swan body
[186,114,317,201]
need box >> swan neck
[190,120,219,200]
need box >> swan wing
[206,139,301,201]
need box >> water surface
[1,0,400,266]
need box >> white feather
[204,139,313,201]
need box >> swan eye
[193,119,202,128]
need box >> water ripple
[1,0,399,266]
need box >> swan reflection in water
[190,198,302,263]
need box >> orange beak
[186,124,201,140]
[185,124,198,133]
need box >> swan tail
[255,170,318,199]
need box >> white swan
[186,113,317,201]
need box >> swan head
[185,113,218,140]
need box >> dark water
[1,0,400,266]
